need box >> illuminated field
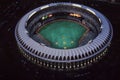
[38,20,87,49]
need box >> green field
[39,20,86,49]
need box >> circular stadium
[15,2,113,71]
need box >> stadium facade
[15,2,113,71]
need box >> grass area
[39,20,86,49]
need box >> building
[15,2,113,71]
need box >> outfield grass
[39,20,86,49]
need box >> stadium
[15,2,113,71]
